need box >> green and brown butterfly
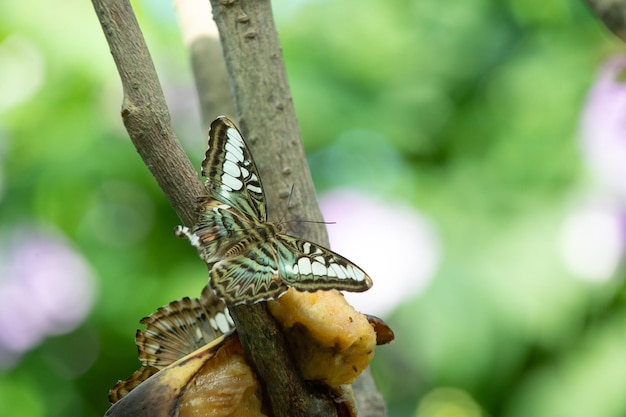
[175,117,373,305]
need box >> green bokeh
[1,0,625,416]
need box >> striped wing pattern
[108,285,233,403]
[136,285,234,369]
[211,240,288,302]
[108,367,158,404]
[202,117,266,222]
[175,116,373,305]
[274,236,370,291]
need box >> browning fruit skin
[269,289,377,387]
[106,334,267,417]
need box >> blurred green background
[1,0,626,416]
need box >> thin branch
[92,0,204,226]
[173,0,236,129]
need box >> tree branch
[173,0,237,130]
[206,1,385,416]
[93,0,385,415]
[207,0,327,275]
[205,1,342,416]
[92,0,338,416]
[92,0,204,226]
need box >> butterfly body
[175,117,373,305]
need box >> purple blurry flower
[0,227,96,368]
[573,56,626,282]
[580,56,626,197]
[319,190,440,317]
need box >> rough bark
[92,0,204,226]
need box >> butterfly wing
[107,334,235,413]
[136,285,233,369]
[210,241,288,305]
[274,235,373,292]
[202,116,266,222]
[108,367,159,404]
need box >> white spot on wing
[225,310,234,326]
[145,342,160,354]
[303,242,312,254]
[311,262,326,275]
[223,160,241,178]
[225,138,245,162]
[175,226,202,250]
[215,312,231,333]
[330,263,346,279]
[221,173,243,191]
[350,266,366,281]
[297,257,312,275]
[227,133,245,153]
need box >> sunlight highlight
[0,36,45,113]
[559,200,624,283]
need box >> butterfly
[174,116,373,305]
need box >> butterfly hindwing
[202,117,266,222]
[136,285,233,369]
[109,367,159,404]
[109,286,234,403]
[210,241,288,304]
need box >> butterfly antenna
[277,185,336,228]
[287,219,336,226]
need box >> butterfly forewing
[202,117,266,222]
[274,236,373,291]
